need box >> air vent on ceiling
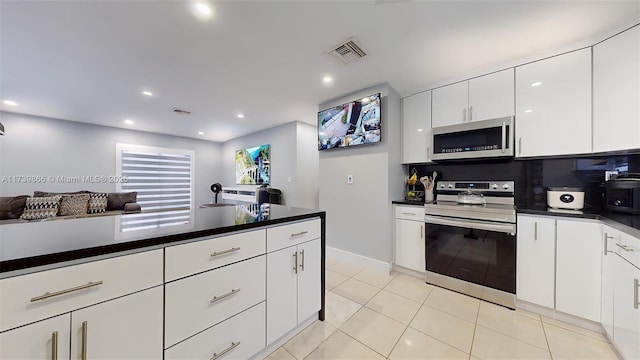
[326,38,367,65]
[171,108,192,115]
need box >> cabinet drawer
[616,232,640,269]
[395,205,424,221]
[267,219,321,252]
[164,302,266,360]
[165,229,266,282]
[0,249,163,332]
[165,255,266,347]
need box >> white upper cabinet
[432,69,514,128]
[593,25,640,153]
[432,81,468,127]
[468,68,515,121]
[401,91,432,164]
[515,48,592,158]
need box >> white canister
[547,187,585,210]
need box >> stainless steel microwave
[431,116,514,161]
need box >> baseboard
[517,300,605,334]
[393,265,426,280]
[250,314,317,359]
[326,246,392,274]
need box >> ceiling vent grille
[326,38,367,65]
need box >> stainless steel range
[424,180,516,309]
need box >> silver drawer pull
[209,289,241,304]
[291,231,308,238]
[616,243,635,252]
[634,279,639,310]
[402,212,417,216]
[30,281,103,302]
[210,247,241,257]
[210,341,240,360]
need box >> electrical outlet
[287,176,292,183]
[347,175,353,184]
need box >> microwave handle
[501,121,506,153]
[425,215,516,234]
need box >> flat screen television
[235,144,270,185]
[317,93,381,150]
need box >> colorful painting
[235,144,270,185]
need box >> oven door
[425,215,516,304]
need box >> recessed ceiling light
[191,2,213,20]
[142,91,153,96]
[3,100,17,106]
[124,119,134,125]
[198,131,204,135]
[531,82,542,87]
[417,128,423,132]
[322,76,333,83]
[524,109,533,113]
[237,114,245,119]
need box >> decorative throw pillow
[107,192,137,210]
[34,190,90,197]
[59,194,90,216]
[87,193,108,214]
[0,195,30,219]
[20,195,62,220]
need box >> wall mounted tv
[235,144,270,185]
[318,93,381,151]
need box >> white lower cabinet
[555,220,602,322]
[601,226,618,339]
[70,286,164,360]
[0,314,71,360]
[516,215,556,308]
[395,205,426,273]
[164,302,266,360]
[613,251,640,360]
[266,238,321,345]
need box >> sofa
[0,190,141,224]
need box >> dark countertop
[392,199,431,206]
[0,204,325,275]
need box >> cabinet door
[515,48,592,157]
[516,215,555,308]
[0,314,70,360]
[395,218,425,272]
[613,255,640,360]
[555,220,602,322]
[402,91,432,164]
[601,226,618,339]
[297,239,322,322]
[70,286,163,360]
[593,25,640,153]
[432,81,468,127]
[468,69,514,121]
[266,246,298,345]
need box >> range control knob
[440,183,445,188]
[448,184,454,189]
[491,184,499,190]
[502,183,510,190]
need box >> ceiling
[1,0,638,142]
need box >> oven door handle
[425,215,516,234]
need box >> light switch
[287,177,292,183]
[347,175,353,184]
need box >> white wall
[221,121,319,209]
[318,84,402,264]
[0,112,224,207]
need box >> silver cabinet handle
[426,146,430,161]
[534,222,537,241]
[293,252,298,274]
[616,243,635,252]
[402,212,417,216]
[299,249,305,271]
[518,137,522,155]
[291,231,308,238]
[420,224,424,239]
[634,279,639,310]
[463,107,467,122]
[604,233,614,255]
[210,289,241,304]
[30,281,103,302]
[210,341,240,360]
[501,121,506,153]
[51,331,58,360]
[81,321,88,360]
[210,247,241,257]
[469,105,473,121]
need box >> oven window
[425,223,516,294]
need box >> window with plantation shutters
[116,143,195,232]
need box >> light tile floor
[265,258,620,360]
